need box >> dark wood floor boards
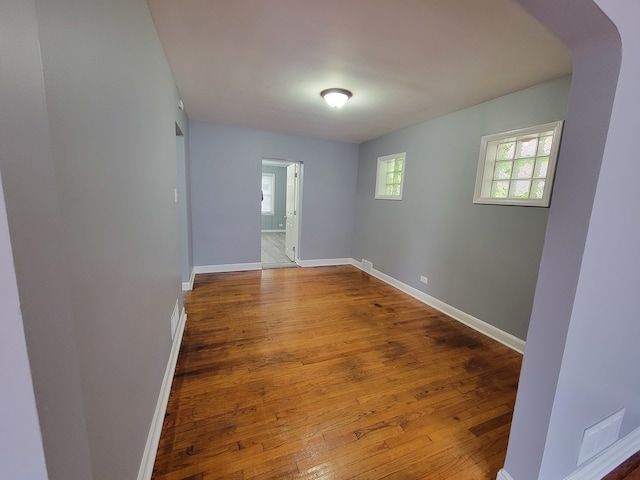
[605,450,640,480]
[152,266,523,479]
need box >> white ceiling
[147,0,571,144]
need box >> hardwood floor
[605,450,640,479]
[152,266,522,479]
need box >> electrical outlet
[279,224,283,227]
[420,275,428,284]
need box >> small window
[261,173,275,215]
[473,121,563,207]
[375,152,406,200]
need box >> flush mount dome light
[320,88,352,109]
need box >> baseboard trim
[497,469,515,480]
[496,428,640,480]
[564,426,640,480]
[352,261,525,354]
[137,309,187,480]
[261,229,286,233]
[193,262,262,274]
[298,258,353,268]
[170,300,179,340]
[181,269,195,291]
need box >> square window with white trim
[375,152,406,200]
[473,121,563,207]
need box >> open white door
[285,163,299,262]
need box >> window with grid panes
[375,152,406,200]
[473,121,563,207]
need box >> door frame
[261,158,303,264]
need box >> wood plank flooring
[605,450,640,479]
[152,266,522,479]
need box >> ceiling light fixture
[320,88,352,109]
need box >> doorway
[261,159,302,269]
[175,124,190,289]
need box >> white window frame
[375,152,406,200]
[261,173,275,215]
[473,121,563,207]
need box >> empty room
[2,1,639,480]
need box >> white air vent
[578,408,625,465]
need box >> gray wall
[0,172,49,478]
[0,15,58,480]
[261,165,287,231]
[0,0,93,478]
[353,77,571,340]
[543,2,640,473]
[504,0,633,478]
[190,122,359,265]
[0,0,188,478]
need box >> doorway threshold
[262,263,298,270]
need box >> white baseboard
[261,229,286,233]
[190,258,524,352]
[298,258,353,267]
[137,309,187,480]
[497,469,515,480]
[170,300,179,340]
[193,262,262,274]
[352,261,525,354]
[564,426,640,480]
[496,427,640,480]
[181,269,195,291]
